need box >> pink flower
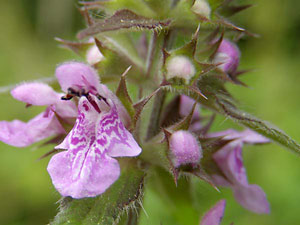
[46,62,141,198]
[169,130,202,168]
[0,61,141,198]
[0,83,77,147]
[47,95,141,198]
[200,200,226,225]
[209,129,270,214]
[213,39,240,74]
[56,62,131,128]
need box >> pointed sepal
[116,66,135,122]
[219,0,253,17]
[170,101,197,131]
[133,88,161,129]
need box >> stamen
[96,93,109,106]
[61,87,103,113]
[61,95,74,100]
[85,94,101,113]
[61,87,88,101]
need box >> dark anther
[61,87,89,101]
[60,87,107,113]
[61,95,73,101]
[85,94,101,113]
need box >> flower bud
[169,130,202,168]
[214,39,240,74]
[166,56,196,83]
[86,45,104,65]
[191,0,211,19]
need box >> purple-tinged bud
[192,0,211,19]
[86,45,104,65]
[166,56,196,83]
[214,39,240,74]
[169,130,202,168]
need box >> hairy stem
[145,89,166,140]
[145,30,176,140]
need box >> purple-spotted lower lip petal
[96,104,141,158]
[55,97,99,150]
[11,82,59,106]
[200,199,226,225]
[50,97,122,198]
[0,109,65,147]
[233,184,270,214]
[51,95,141,198]
[47,149,120,199]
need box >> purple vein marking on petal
[96,105,132,154]
[61,97,99,180]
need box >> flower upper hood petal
[55,62,100,93]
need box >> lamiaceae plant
[1,0,300,224]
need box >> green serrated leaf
[51,161,145,225]
[77,9,171,39]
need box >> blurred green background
[0,0,300,224]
